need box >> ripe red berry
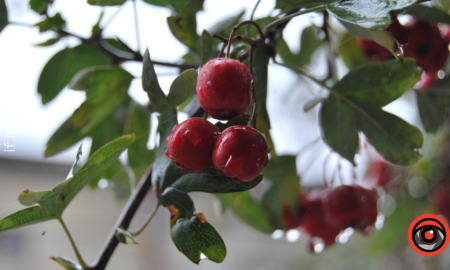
[196,58,252,120]
[321,185,378,231]
[299,190,341,250]
[356,38,394,62]
[165,118,219,173]
[213,125,268,182]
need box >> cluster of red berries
[165,58,269,182]
[282,185,378,251]
[356,18,450,89]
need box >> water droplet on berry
[286,229,300,242]
[272,230,284,240]
[207,81,211,86]
[375,214,385,230]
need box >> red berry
[165,118,220,173]
[356,38,394,62]
[196,58,252,120]
[299,190,341,250]
[322,185,378,231]
[213,125,268,182]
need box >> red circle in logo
[408,214,450,256]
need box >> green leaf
[115,228,138,244]
[160,188,195,219]
[261,156,300,229]
[30,0,48,14]
[275,0,338,10]
[34,37,60,47]
[87,0,126,6]
[320,59,423,165]
[416,77,450,133]
[403,4,450,24]
[201,30,213,66]
[338,32,367,70]
[0,134,135,232]
[103,38,134,54]
[34,13,66,33]
[38,44,109,105]
[252,48,276,158]
[171,167,263,194]
[69,66,133,134]
[276,25,322,68]
[0,0,6,33]
[433,0,450,11]
[166,69,198,107]
[217,192,273,234]
[142,48,172,113]
[168,0,203,14]
[49,256,82,270]
[171,216,226,264]
[208,10,244,45]
[124,101,154,179]
[167,1,200,51]
[327,0,417,55]
[91,11,103,36]
[151,110,183,192]
[142,0,168,7]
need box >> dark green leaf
[124,101,154,179]
[229,44,249,60]
[320,59,423,165]
[0,0,6,33]
[403,4,450,24]
[171,216,226,264]
[34,13,66,33]
[171,167,263,193]
[38,44,109,105]
[142,48,172,113]
[142,0,168,7]
[69,66,133,134]
[161,187,195,218]
[166,69,198,107]
[252,48,276,157]
[168,0,203,14]
[276,26,322,68]
[327,0,417,54]
[115,228,138,244]
[433,0,450,12]
[338,32,367,69]
[34,37,60,47]
[49,256,82,270]
[261,156,300,229]
[276,0,338,10]
[103,38,134,54]
[217,192,273,234]
[167,6,199,51]
[87,0,126,6]
[201,30,213,66]
[91,11,103,36]
[0,134,135,232]
[30,0,48,14]
[416,77,450,133]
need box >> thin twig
[226,20,265,58]
[247,0,262,35]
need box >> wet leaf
[142,49,172,113]
[171,216,226,264]
[69,66,133,134]
[328,0,417,55]
[320,59,423,165]
[166,69,197,107]
[276,25,322,68]
[37,44,109,104]
[403,4,450,24]
[0,134,135,232]
[167,3,200,51]
[201,30,213,66]
[275,0,337,10]
[416,77,450,133]
[171,167,263,193]
[34,13,66,32]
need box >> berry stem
[129,202,160,236]
[226,20,265,59]
[248,45,258,128]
